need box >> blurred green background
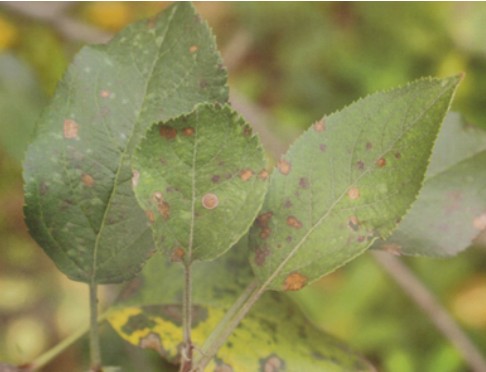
[0,2,485,371]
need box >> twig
[372,251,486,372]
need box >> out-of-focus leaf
[0,54,46,162]
[132,104,268,262]
[249,76,461,291]
[108,238,374,371]
[374,113,486,256]
[23,3,228,284]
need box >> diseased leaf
[249,76,462,291]
[108,238,374,371]
[374,113,486,256]
[23,3,228,283]
[132,103,268,262]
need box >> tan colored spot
[254,246,270,266]
[145,210,155,224]
[376,157,387,168]
[260,227,271,240]
[159,125,177,139]
[171,247,185,262]
[240,169,253,182]
[473,213,486,230]
[139,333,163,353]
[313,119,325,132]
[261,354,285,372]
[277,159,291,175]
[381,243,402,256]
[348,215,360,231]
[182,127,195,137]
[284,272,307,291]
[348,187,360,200]
[81,174,94,187]
[202,193,219,209]
[152,192,170,219]
[100,90,110,98]
[132,170,140,188]
[189,45,198,53]
[258,169,269,180]
[286,216,302,229]
[63,119,79,139]
[256,212,273,228]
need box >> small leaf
[373,113,486,257]
[23,3,228,283]
[108,238,374,371]
[249,76,462,291]
[132,103,268,262]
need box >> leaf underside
[132,104,268,262]
[249,76,461,291]
[109,238,374,371]
[374,112,486,257]
[23,3,228,284]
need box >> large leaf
[108,238,374,371]
[23,3,228,283]
[249,76,461,291]
[132,104,268,262]
[373,112,486,256]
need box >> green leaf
[108,238,374,371]
[249,76,462,291]
[23,3,228,283]
[373,112,486,257]
[132,103,268,262]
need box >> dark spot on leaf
[319,144,326,152]
[202,193,219,209]
[82,174,94,187]
[63,119,78,139]
[376,157,386,168]
[348,215,360,231]
[347,187,360,200]
[356,160,365,170]
[366,142,373,150]
[313,119,325,132]
[357,235,366,242]
[122,313,156,334]
[171,247,185,262]
[240,169,254,182]
[277,159,291,175]
[286,236,292,243]
[260,227,271,240]
[395,152,401,159]
[254,246,270,266]
[143,304,208,328]
[256,211,273,228]
[299,177,310,189]
[159,125,177,139]
[381,243,402,256]
[287,216,302,229]
[211,175,221,183]
[100,90,110,98]
[260,354,286,372]
[182,127,195,137]
[258,169,269,180]
[283,199,293,209]
[189,45,198,53]
[152,192,170,219]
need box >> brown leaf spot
[348,187,360,200]
[100,90,110,98]
[81,174,94,187]
[313,119,326,132]
[319,144,326,152]
[357,235,366,242]
[286,216,303,229]
[152,192,170,219]
[171,247,185,262]
[202,193,219,209]
[284,272,307,291]
[299,177,310,189]
[182,127,195,137]
[366,142,373,151]
[395,152,401,159]
[376,157,387,168]
[348,215,360,231]
[381,243,402,256]
[159,125,177,139]
[243,126,252,137]
[145,210,155,223]
[256,211,273,228]
[132,170,140,188]
[189,45,198,53]
[277,159,291,175]
[63,119,79,139]
[240,169,254,182]
[473,213,486,230]
[356,160,365,170]
[283,199,293,209]
[211,175,220,183]
[139,333,164,354]
[254,246,270,266]
[258,169,269,180]
[260,227,271,240]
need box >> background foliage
[1,2,485,371]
